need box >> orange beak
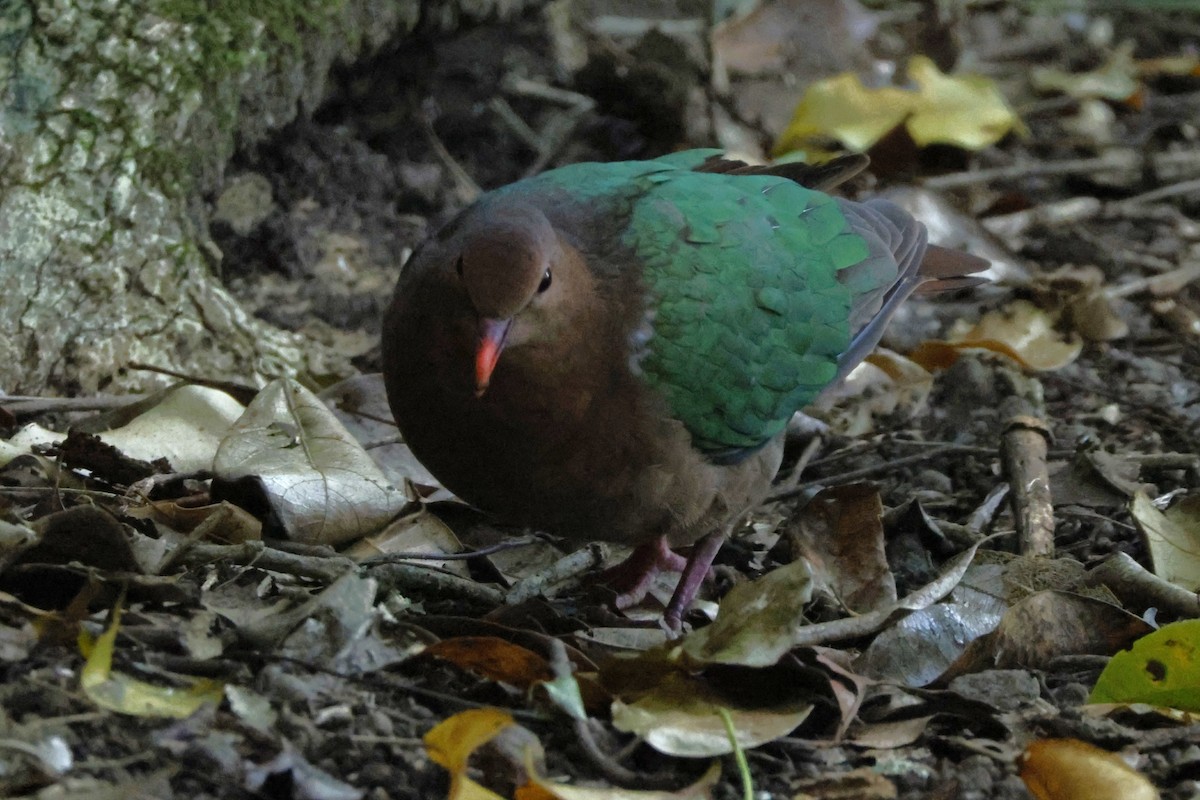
[475,317,512,396]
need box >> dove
[382,150,985,628]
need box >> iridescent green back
[493,152,879,455]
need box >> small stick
[778,435,824,493]
[363,536,540,564]
[177,540,355,583]
[1112,176,1200,208]
[417,112,480,204]
[0,395,149,415]
[505,543,608,604]
[1000,403,1055,557]
[923,151,1141,190]
[768,444,994,502]
[1107,261,1200,299]
[370,561,506,607]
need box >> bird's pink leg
[663,531,726,631]
[602,535,690,610]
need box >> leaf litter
[3,2,1200,799]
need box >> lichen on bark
[0,0,421,394]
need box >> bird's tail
[914,244,990,294]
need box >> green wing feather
[624,168,872,453]
[497,151,893,456]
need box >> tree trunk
[0,0,526,395]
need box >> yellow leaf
[1090,619,1200,711]
[1018,738,1158,800]
[80,605,224,718]
[906,55,1023,148]
[424,709,516,800]
[1032,41,1140,101]
[775,56,1020,155]
[775,72,912,155]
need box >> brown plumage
[382,151,986,628]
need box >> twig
[363,536,540,564]
[1107,261,1200,299]
[1127,452,1200,470]
[503,77,597,109]
[370,561,505,607]
[0,485,123,498]
[1083,551,1200,619]
[418,111,480,204]
[767,444,995,502]
[922,151,1140,190]
[501,78,596,179]
[177,540,355,583]
[0,395,149,415]
[155,505,255,575]
[966,483,1010,536]
[779,435,824,493]
[572,717,683,790]
[925,147,1200,190]
[1000,407,1055,557]
[1112,176,1200,208]
[126,362,257,402]
[587,15,705,37]
[982,197,1103,244]
[505,543,607,604]
[488,96,544,153]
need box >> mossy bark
[0,0,523,395]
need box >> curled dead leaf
[910,300,1082,372]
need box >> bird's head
[452,203,581,396]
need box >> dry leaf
[1032,41,1140,101]
[1131,492,1200,591]
[788,484,895,613]
[425,708,516,800]
[685,540,984,667]
[936,591,1153,683]
[1019,738,1159,800]
[213,378,410,545]
[678,557,815,667]
[856,562,1007,686]
[905,55,1021,149]
[610,672,812,758]
[814,349,933,436]
[81,603,224,718]
[345,509,469,577]
[425,637,554,689]
[775,71,912,154]
[910,300,1082,372]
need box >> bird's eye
[537,269,552,293]
[455,256,464,277]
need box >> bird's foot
[600,532,728,633]
[601,536,690,611]
[662,531,726,632]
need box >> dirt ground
[3,3,1200,799]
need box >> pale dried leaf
[213,378,410,545]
